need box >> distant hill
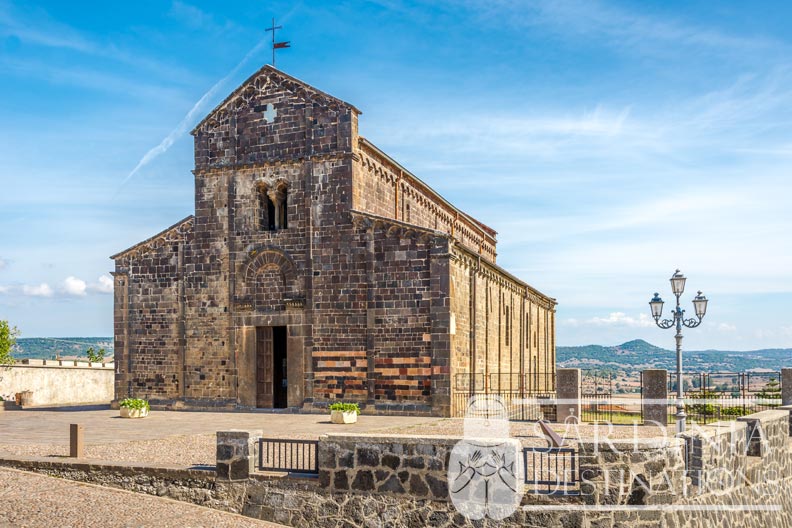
[12,337,114,360]
[557,339,792,374]
[11,337,790,374]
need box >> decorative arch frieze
[234,248,303,312]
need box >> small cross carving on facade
[263,103,277,123]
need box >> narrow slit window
[505,306,510,346]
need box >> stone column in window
[267,187,286,230]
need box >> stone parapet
[641,369,669,426]
[555,368,581,423]
[318,433,458,500]
[216,430,261,481]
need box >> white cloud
[88,275,114,294]
[22,283,53,297]
[0,285,8,294]
[586,312,653,328]
[0,258,6,270]
[718,323,737,332]
[61,276,87,296]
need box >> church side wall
[449,249,556,416]
[113,238,185,401]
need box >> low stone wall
[0,360,114,406]
[0,456,220,506]
[319,433,454,499]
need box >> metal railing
[258,438,319,475]
[665,371,782,424]
[523,447,579,495]
[451,391,556,421]
[453,372,556,394]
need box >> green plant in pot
[329,402,360,424]
[119,398,150,419]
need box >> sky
[1,1,791,351]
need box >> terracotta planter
[18,391,33,407]
[120,407,149,418]
[330,410,358,424]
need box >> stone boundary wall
[0,456,222,506]
[0,361,114,406]
[318,433,455,500]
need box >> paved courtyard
[0,407,440,445]
[0,407,442,468]
[0,467,285,527]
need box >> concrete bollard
[781,368,792,406]
[70,424,84,458]
[642,369,669,426]
[556,368,581,423]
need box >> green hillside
[12,337,114,360]
[557,339,791,373]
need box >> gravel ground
[0,467,285,528]
[0,434,220,468]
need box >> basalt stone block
[378,474,405,494]
[357,447,380,467]
[404,457,425,469]
[216,444,234,462]
[338,451,354,468]
[334,470,349,490]
[382,454,400,470]
[409,474,428,496]
[352,470,375,491]
[425,474,449,500]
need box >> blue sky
[1,1,791,351]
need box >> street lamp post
[649,270,708,434]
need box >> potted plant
[119,398,150,418]
[329,402,360,424]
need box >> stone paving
[0,407,441,445]
[0,407,442,468]
[0,467,285,527]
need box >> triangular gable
[110,215,194,260]
[191,65,361,136]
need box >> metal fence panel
[258,438,319,475]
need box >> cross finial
[265,17,291,67]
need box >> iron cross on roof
[265,18,290,67]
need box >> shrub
[720,406,749,417]
[119,398,150,412]
[86,347,107,363]
[329,402,361,415]
[0,320,18,367]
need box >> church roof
[190,65,361,135]
[110,215,194,260]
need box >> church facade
[111,66,556,416]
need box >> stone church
[111,66,556,416]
